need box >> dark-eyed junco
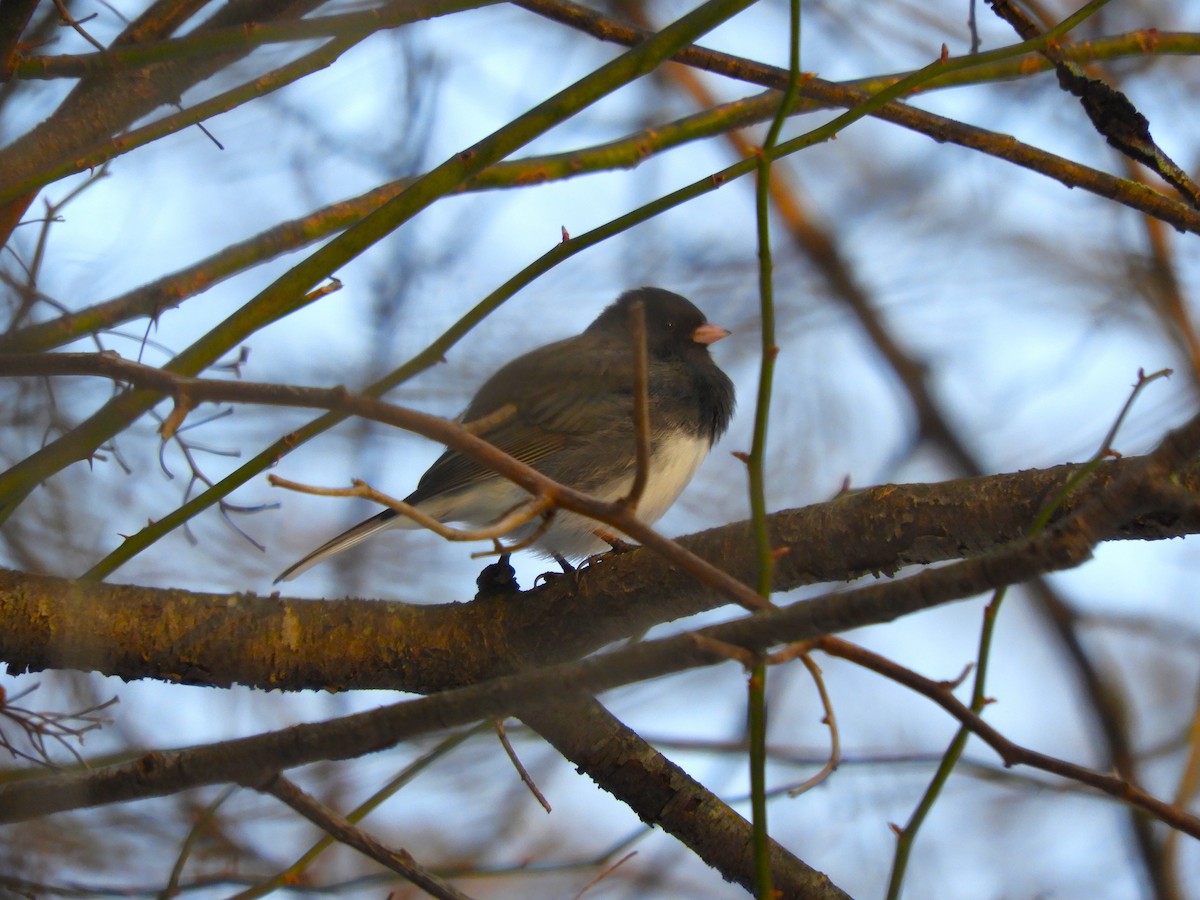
[275,287,734,582]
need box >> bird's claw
[534,553,578,588]
[475,554,519,599]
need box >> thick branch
[517,693,851,899]
[2,453,1199,692]
[0,357,770,610]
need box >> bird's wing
[406,338,634,504]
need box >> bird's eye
[665,321,675,330]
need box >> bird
[275,287,735,583]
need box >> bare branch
[494,719,551,813]
[813,636,1200,838]
[269,474,556,547]
[257,774,477,900]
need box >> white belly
[412,432,712,560]
[540,432,710,557]
[624,432,711,525]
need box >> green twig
[1030,368,1173,536]
[746,0,803,895]
[161,785,236,899]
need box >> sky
[2,0,1200,896]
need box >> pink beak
[692,322,731,346]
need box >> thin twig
[50,0,105,51]
[14,0,501,80]
[268,475,556,547]
[786,650,841,797]
[0,686,117,768]
[494,719,552,813]
[230,725,488,900]
[257,774,477,900]
[572,851,638,899]
[813,636,1200,837]
[161,785,237,899]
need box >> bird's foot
[534,553,578,588]
[572,530,640,570]
[475,554,520,600]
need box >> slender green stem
[1029,369,1172,536]
[746,661,771,896]
[884,584,1007,900]
[746,1,802,895]
[884,6,1124,888]
[163,784,237,898]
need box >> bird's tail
[274,508,409,583]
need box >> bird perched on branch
[275,287,734,583]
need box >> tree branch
[812,636,1200,840]
[517,692,851,899]
[256,774,477,900]
[1,412,1198,692]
